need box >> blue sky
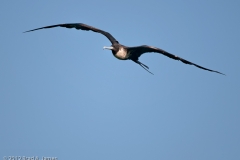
[1,0,240,160]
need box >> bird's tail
[132,60,154,75]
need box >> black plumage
[24,23,224,75]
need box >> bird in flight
[24,23,224,75]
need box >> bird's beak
[103,46,114,50]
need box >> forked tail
[132,60,154,75]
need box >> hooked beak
[103,46,114,50]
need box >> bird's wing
[24,23,119,44]
[128,45,224,75]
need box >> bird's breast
[114,47,129,60]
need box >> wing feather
[24,23,119,44]
[128,45,224,75]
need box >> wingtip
[23,27,46,33]
[216,71,225,76]
[23,29,35,33]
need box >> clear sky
[1,0,240,160]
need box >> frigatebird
[24,23,224,75]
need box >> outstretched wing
[24,23,119,44]
[128,45,224,75]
